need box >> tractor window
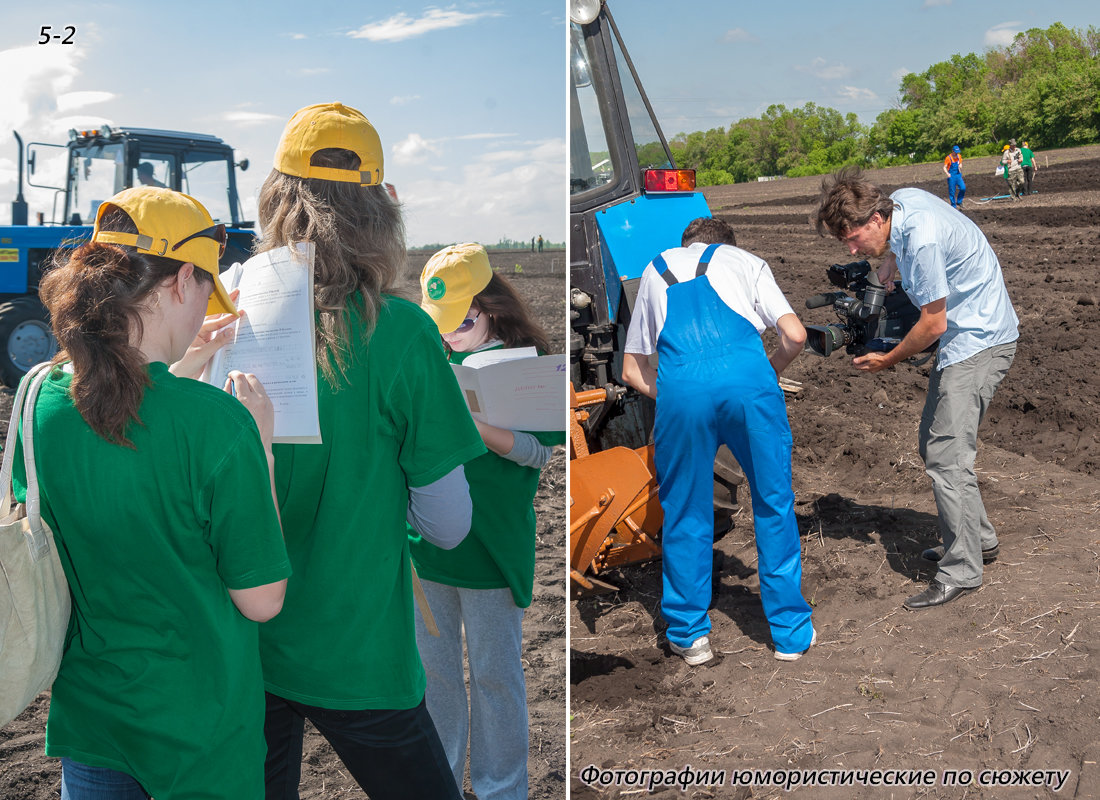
[610,27,673,171]
[181,151,233,224]
[68,142,125,225]
[570,23,614,197]
[133,156,173,189]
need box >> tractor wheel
[0,297,58,387]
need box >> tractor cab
[0,126,253,385]
[30,126,251,234]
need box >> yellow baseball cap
[92,186,237,316]
[420,243,493,334]
[273,102,383,185]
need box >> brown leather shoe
[904,580,973,610]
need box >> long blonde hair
[257,148,405,385]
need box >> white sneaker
[774,627,817,662]
[669,635,713,666]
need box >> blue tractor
[568,0,740,592]
[0,126,255,385]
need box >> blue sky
[0,2,564,246]
[606,0,1099,137]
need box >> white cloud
[892,67,912,82]
[923,0,952,7]
[452,133,515,141]
[348,8,500,42]
[390,95,421,106]
[722,28,755,43]
[0,45,82,134]
[986,22,1022,48]
[794,57,851,81]
[801,57,851,81]
[837,86,878,103]
[223,111,283,127]
[0,45,92,223]
[399,138,564,246]
[392,132,442,165]
[56,90,115,113]
[289,33,307,40]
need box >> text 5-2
[39,26,76,45]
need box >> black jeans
[263,692,461,800]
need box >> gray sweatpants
[919,342,1016,588]
[414,580,528,800]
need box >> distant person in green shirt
[1020,141,1039,195]
[15,186,290,800]
[413,243,564,800]
[254,103,484,800]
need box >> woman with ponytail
[11,186,291,800]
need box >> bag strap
[0,362,53,518]
[20,365,55,559]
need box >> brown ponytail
[38,207,211,446]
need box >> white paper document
[204,243,321,444]
[450,347,566,432]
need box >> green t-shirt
[260,295,485,709]
[1020,147,1035,167]
[13,362,290,800]
[409,346,564,608]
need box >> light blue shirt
[888,188,1019,369]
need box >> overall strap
[653,254,677,287]
[656,244,724,287]
[695,243,722,277]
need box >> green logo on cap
[426,276,446,300]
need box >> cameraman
[814,167,1018,610]
[621,217,815,665]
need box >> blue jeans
[263,693,461,800]
[60,758,149,800]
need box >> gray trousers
[415,580,528,800]
[919,342,1016,588]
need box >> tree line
[665,23,1100,185]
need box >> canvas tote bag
[0,363,71,727]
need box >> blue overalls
[652,245,813,654]
[946,155,966,208]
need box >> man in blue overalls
[622,217,815,665]
[943,145,966,209]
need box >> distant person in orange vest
[537,235,543,253]
[1020,141,1039,195]
[943,146,966,209]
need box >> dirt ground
[0,249,567,799]
[570,148,1100,798]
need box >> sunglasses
[171,224,227,258]
[452,311,481,334]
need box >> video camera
[804,260,927,357]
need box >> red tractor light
[643,168,696,193]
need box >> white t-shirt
[623,242,795,356]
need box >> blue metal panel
[0,226,93,293]
[594,192,711,321]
